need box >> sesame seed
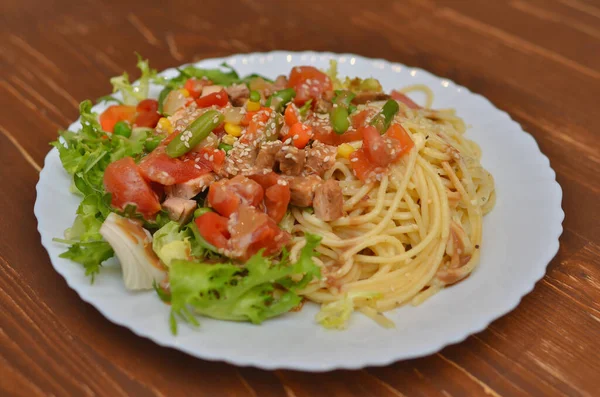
[323,156,330,162]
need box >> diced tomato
[349,149,383,182]
[135,111,161,128]
[138,146,211,185]
[103,157,161,218]
[351,109,376,129]
[284,103,300,126]
[264,184,290,223]
[362,126,393,167]
[283,122,311,149]
[208,176,264,217]
[385,123,414,157]
[195,89,229,108]
[288,66,332,106]
[184,78,212,98]
[390,90,421,109]
[249,173,291,223]
[229,205,291,260]
[99,105,136,133]
[136,99,159,113]
[195,212,230,249]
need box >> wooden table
[2,0,599,395]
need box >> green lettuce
[51,100,147,281]
[315,291,383,330]
[152,221,192,266]
[168,233,322,332]
[110,54,156,105]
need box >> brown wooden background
[2,0,600,396]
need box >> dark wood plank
[1,0,599,395]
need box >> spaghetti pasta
[291,94,495,317]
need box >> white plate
[35,51,564,371]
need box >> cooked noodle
[288,89,496,315]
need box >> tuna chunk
[304,142,337,176]
[225,84,250,106]
[165,173,215,199]
[222,141,258,177]
[283,175,323,207]
[313,179,344,221]
[276,146,305,176]
[162,197,197,224]
[254,141,283,173]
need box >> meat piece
[262,75,289,98]
[276,146,305,176]
[162,197,197,224]
[304,142,337,176]
[273,75,288,91]
[351,92,391,104]
[165,173,215,199]
[313,179,344,221]
[254,141,283,173]
[314,98,333,114]
[222,141,259,177]
[283,175,323,207]
[225,84,250,107]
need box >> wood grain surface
[1,0,599,395]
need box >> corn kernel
[157,117,173,134]
[222,134,237,145]
[337,143,356,159]
[178,88,190,97]
[246,101,261,112]
[224,122,243,137]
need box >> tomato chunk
[288,66,332,106]
[390,90,421,109]
[264,184,290,223]
[362,126,393,167]
[283,122,311,149]
[195,212,230,249]
[136,99,159,113]
[103,157,160,218]
[99,105,136,133]
[208,176,264,217]
[139,146,212,185]
[195,89,229,108]
[386,123,414,158]
[184,78,212,98]
[229,205,291,261]
[284,103,300,126]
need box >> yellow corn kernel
[224,122,242,137]
[246,100,261,112]
[222,134,237,145]
[157,117,173,134]
[178,88,190,97]
[337,143,356,159]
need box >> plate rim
[34,50,564,371]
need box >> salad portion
[52,55,418,330]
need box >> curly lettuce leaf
[315,291,384,330]
[168,233,322,333]
[152,221,192,266]
[52,100,147,281]
[110,54,156,105]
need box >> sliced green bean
[144,134,166,152]
[166,110,224,158]
[218,142,233,152]
[267,88,296,111]
[331,106,350,134]
[370,99,399,133]
[249,90,261,102]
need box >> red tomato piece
[288,66,332,106]
[195,89,229,108]
[362,126,393,167]
[99,105,136,133]
[138,146,212,185]
[349,149,383,182]
[136,99,159,113]
[241,107,272,143]
[264,184,290,223]
[385,123,414,158]
[184,78,212,98]
[103,157,161,218]
[135,111,161,128]
[228,205,291,261]
[248,172,279,189]
[208,176,264,217]
[390,90,421,109]
[195,212,230,249]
